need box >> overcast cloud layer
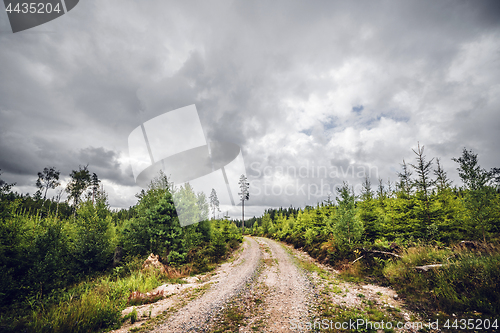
[0,0,499,218]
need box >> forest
[245,146,500,318]
[0,169,242,332]
[0,145,499,332]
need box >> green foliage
[23,291,121,333]
[384,247,500,315]
[0,164,245,332]
[0,201,29,306]
[4,266,179,332]
[125,307,138,324]
[331,182,363,245]
[453,148,499,242]
[36,167,61,200]
[0,191,116,309]
[254,145,499,316]
[358,178,379,242]
[66,165,92,208]
[120,173,183,260]
[1,144,498,328]
[73,193,115,273]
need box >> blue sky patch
[352,105,364,113]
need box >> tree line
[247,146,500,255]
[0,168,242,317]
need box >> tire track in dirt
[151,236,261,332]
[255,237,317,332]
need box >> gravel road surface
[127,236,418,333]
[152,236,261,332]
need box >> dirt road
[120,236,419,333]
[150,236,261,332]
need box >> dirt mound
[142,253,166,273]
[128,290,165,306]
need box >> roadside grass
[212,304,247,333]
[4,243,243,333]
[384,247,500,316]
[337,261,364,283]
[281,243,325,275]
[227,244,245,264]
[127,241,247,332]
[280,236,500,318]
[6,267,187,333]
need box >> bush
[73,199,115,274]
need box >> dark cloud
[0,0,499,211]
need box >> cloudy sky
[1,0,499,218]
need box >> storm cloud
[0,0,499,216]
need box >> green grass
[3,268,187,333]
[383,247,500,315]
[2,240,243,333]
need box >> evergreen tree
[238,174,250,232]
[89,173,100,203]
[73,188,115,273]
[410,143,435,197]
[359,177,379,241]
[209,188,220,220]
[434,158,452,193]
[430,158,460,242]
[377,178,386,202]
[491,168,500,188]
[332,182,363,245]
[361,177,374,201]
[453,148,497,242]
[409,143,436,233]
[121,172,184,264]
[397,160,413,198]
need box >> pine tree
[434,158,452,193]
[89,173,100,204]
[209,188,220,220]
[410,143,435,197]
[453,148,497,242]
[397,160,413,198]
[238,175,250,232]
[358,177,379,241]
[376,178,386,209]
[361,177,374,201]
[409,143,436,232]
[333,182,363,245]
